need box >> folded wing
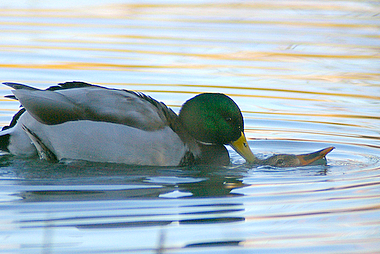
[5,82,168,131]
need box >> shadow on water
[1,156,247,199]
[0,151,333,224]
[0,149,335,201]
[0,156,251,251]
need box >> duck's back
[9,82,167,130]
[2,82,189,166]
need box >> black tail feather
[2,108,26,131]
[0,133,10,152]
[3,82,40,91]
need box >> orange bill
[296,146,335,166]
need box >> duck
[0,81,334,167]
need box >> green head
[179,93,243,144]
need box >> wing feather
[5,82,168,130]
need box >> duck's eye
[276,159,284,166]
[225,117,232,122]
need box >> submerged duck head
[179,93,257,164]
[261,147,335,167]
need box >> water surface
[0,1,379,253]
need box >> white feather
[3,124,37,157]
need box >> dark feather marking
[3,82,40,90]
[2,108,26,131]
[0,134,10,152]
[21,125,57,162]
[47,81,103,91]
[5,94,17,100]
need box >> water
[0,0,379,253]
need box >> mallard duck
[0,82,333,167]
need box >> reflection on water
[0,0,379,253]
